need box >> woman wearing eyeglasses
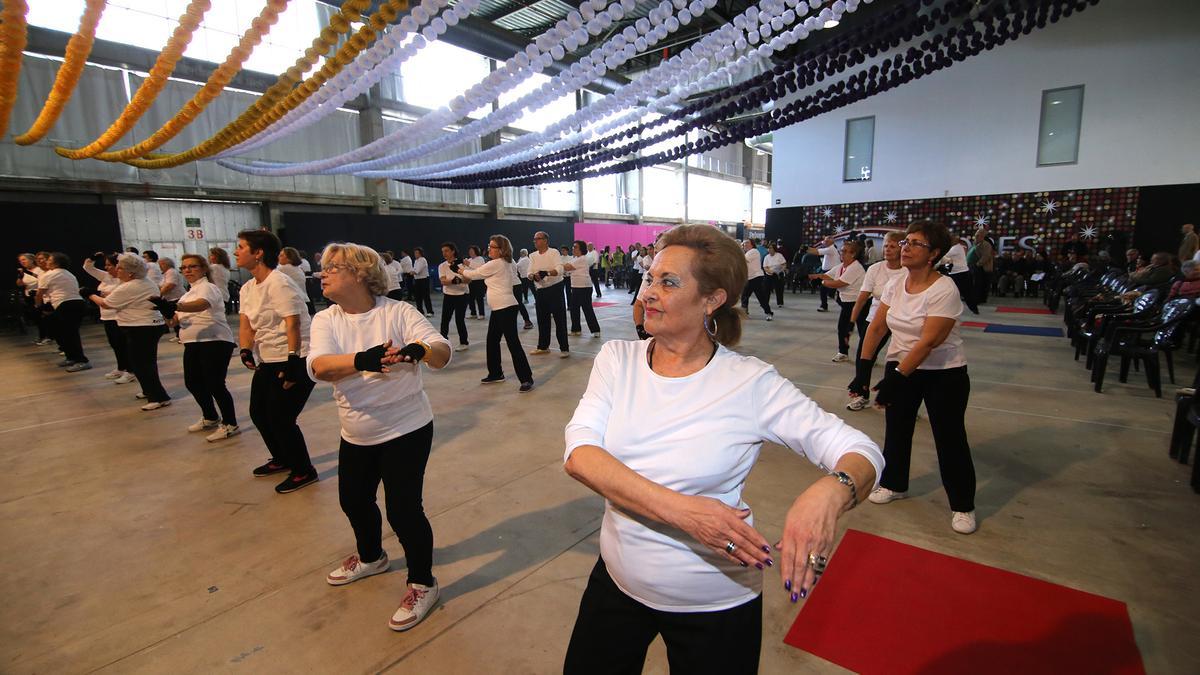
[845,232,905,411]
[459,236,534,393]
[810,241,866,363]
[856,220,978,534]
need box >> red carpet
[784,530,1144,675]
[961,321,989,328]
[995,306,1055,314]
[592,301,619,307]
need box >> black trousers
[769,273,784,306]
[249,360,316,476]
[880,362,976,512]
[123,325,168,402]
[412,278,433,314]
[25,292,48,339]
[101,320,129,372]
[338,422,435,586]
[819,270,832,308]
[386,289,405,302]
[951,272,979,313]
[486,306,533,383]
[564,558,762,675]
[850,324,890,398]
[836,298,869,355]
[970,267,991,305]
[183,341,237,426]
[589,267,602,296]
[512,284,531,324]
[468,280,487,316]
[440,293,469,345]
[53,300,88,363]
[535,282,569,351]
[569,287,601,334]
[740,276,773,316]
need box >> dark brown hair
[238,229,281,269]
[906,219,952,266]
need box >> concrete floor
[1,289,1196,674]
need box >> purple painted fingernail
[800,588,808,599]
[740,561,748,567]
[762,545,771,553]
[784,580,791,590]
[765,559,774,567]
[791,592,798,602]
[755,562,764,570]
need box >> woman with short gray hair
[88,253,170,410]
[37,252,91,372]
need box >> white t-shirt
[459,258,517,310]
[38,268,81,308]
[818,245,840,270]
[278,264,310,301]
[438,261,469,296]
[528,249,565,289]
[399,256,413,275]
[587,250,599,269]
[763,252,787,275]
[210,264,231,303]
[412,257,429,280]
[942,244,969,275]
[84,265,121,320]
[145,264,164,286]
[881,275,965,370]
[104,277,164,326]
[239,269,310,363]
[160,268,187,301]
[567,256,593,288]
[307,297,450,445]
[516,256,531,279]
[829,260,865,302]
[565,340,884,612]
[860,263,906,321]
[177,278,235,344]
[299,259,312,274]
[744,248,764,280]
[20,268,39,293]
[385,260,403,291]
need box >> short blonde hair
[656,224,747,347]
[116,253,148,279]
[321,242,389,296]
[884,231,904,243]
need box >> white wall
[771,0,1200,207]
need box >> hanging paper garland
[55,0,213,159]
[14,0,105,145]
[0,0,30,139]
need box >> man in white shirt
[806,236,839,311]
[527,231,569,356]
[740,239,773,320]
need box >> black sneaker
[519,381,534,393]
[481,375,506,384]
[253,460,289,477]
[275,470,318,494]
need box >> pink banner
[574,222,674,252]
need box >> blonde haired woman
[308,242,451,632]
[563,225,882,672]
[459,235,534,392]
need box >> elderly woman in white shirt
[846,232,906,411]
[811,241,867,363]
[84,253,131,380]
[763,242,788,308]
[564,240,601,338]
[279,247,315,316]
[88,253,169,409]
[307,242,451,632]
[856,220,977,535]
[208,247,232,311]
[459,235,535,393]
[38,252,91,371]
[563,224,883,673]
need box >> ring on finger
[725,541,737,554]
[808,553,829,573]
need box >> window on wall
[843,116,875,182]
[1037,85,1084,166]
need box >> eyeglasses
[322,263,354,275]
[898,239,932,250]
[488,244,500,249]
[179,264,202,270]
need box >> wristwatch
[829,471,858,510]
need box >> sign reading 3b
[184,216,204,240]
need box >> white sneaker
[952,511,978,534]
[206,424,240,442]
[868,487,907,504]
[591,332,601,338]
[569,331,582,337]
[530,348,550,355]
[455,344,469,352]
[34,338,54,346]
[389,579,440,631]
[766,314,773,321]
[559,351,570,358]
[134,390,147,399]
[187,418,219,433]
[831,353,849,363]
[140,400,171,411]
[114,372,136,384]
[168,336,181,343]
[846,395,870,411]
[104,369,122,379]
[326,553,390,586]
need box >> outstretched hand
[774,479,843,603]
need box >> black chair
[1092,299,1196,397]
[1074,289,1161,367]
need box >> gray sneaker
[65,362,93,372]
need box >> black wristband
[397,341,427,363]
[285,353,307,383]
[353,343,388,372]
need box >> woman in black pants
[812,242,866,363]
[84,253,131,380]
[565,240,601,337]
[236,229,318,494]
[411,247,434,316]
[88,253,170,410]
[460,235,534,393]
[465,245,487,319]
[857,220,977,535]
[437,242,470,351]
[170,254,240,442]
[37,252,91,372]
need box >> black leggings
[53,300,88,363]
[880,362,976,512]
[486,305,533,383]
[740,276,773,316]
[412,278,433,314]
[564,558,761,675]
[440,293,469,345]
[468,280,486,316]
[836,298,869,355]
[183,341,236,426]
[102,320,129,372]
[569,287,600,334]
[123,325,168,402]
[513,284,531,324]
[248,360,316,476]
[769,273,784,306]
[338,421,435,586]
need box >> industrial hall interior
[2,0,1198,672]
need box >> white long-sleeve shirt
[307,297,450,445]
[459,258,517,310]
[566,255,593,288]
[516,256,531,279]
[412,257,429,280]
[84,264,121,320]
[818,245,839,271]
[399,256,413,275]
[565,340,884,612]
[528,248,564,289]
